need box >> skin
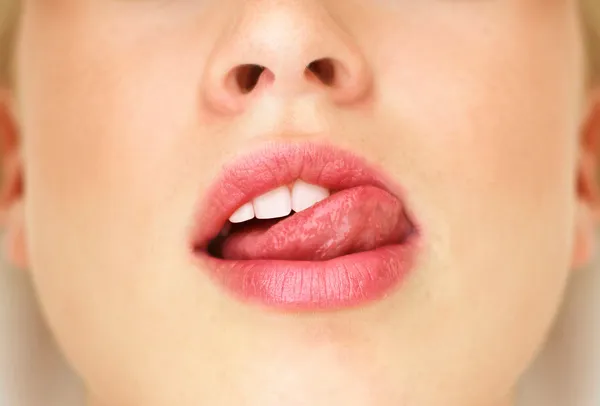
[1,0,600,405]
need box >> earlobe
[571,90,600,269]
[572,202,595,270]
[3,200,28,269]
[0,90,28,270]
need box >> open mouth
[206,179,331,260]
[190,143,420,311]
[205,182,413,261]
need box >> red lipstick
[190,143,420,311]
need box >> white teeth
[228,201,255,223]
[253,185,292,219]
[228,181,331,224]
[291,180,330,212]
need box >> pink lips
[190,143,420,311]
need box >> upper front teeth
[228,180,330,223]
[228,201,255,223]
[291,180,330,213]
[254,185,292,220]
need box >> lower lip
[194,239,418,311]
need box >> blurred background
[0,236,598,406]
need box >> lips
[190,143,420,311]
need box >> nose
[202,1,372,115]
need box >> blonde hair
[0,0,17,87]
[584,0,600,85]
[0,1,599,86]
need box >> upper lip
[190,142,410,253]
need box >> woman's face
[6,0,597,405]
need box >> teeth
[227,181,331,224]
[253,185,292,219]
[291,180,330,212]
[229,201,255,223]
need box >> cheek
[352,1,584,395]
[15,2,233,382]
[366,3,583,260]
[17,1,218,264]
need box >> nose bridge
[202,0,371,114]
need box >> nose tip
[202,3,372,115]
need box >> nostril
[306,58,336,87]
[234,64,266,94]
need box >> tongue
[221,186,411,261]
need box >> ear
[0,89,27,270]
[572,90,600,270]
